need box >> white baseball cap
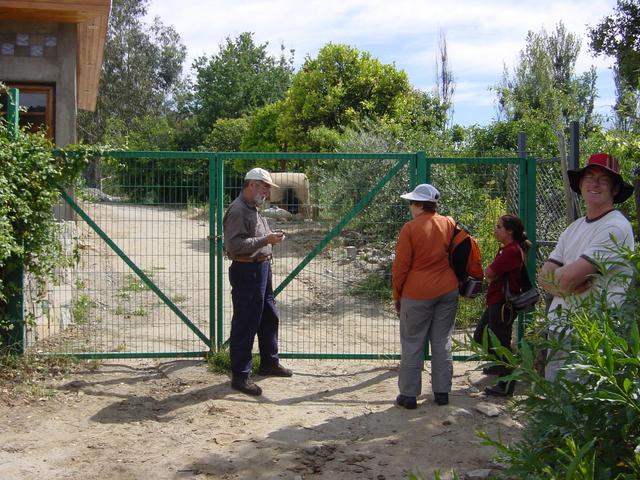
[245,167,279,187]
[400,183,440,202]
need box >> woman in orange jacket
[392,184,459,409]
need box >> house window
[1,84,55,139]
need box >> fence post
[416,151,428,184]
[215,154,225,350]
[208,154,216,351]
[2,88,25,354]
[569,121,580,221]
[516,132,534,349]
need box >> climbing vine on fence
[0,111,96,345]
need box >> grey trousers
[398,289,459,397]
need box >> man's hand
[266,231,285,245]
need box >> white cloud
[145,0,619,125]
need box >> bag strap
[446,216,457,251]
[502,245,532,296]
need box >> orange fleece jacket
[392,211,458,302]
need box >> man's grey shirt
[223,194,272,258]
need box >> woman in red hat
[538,153,635,381]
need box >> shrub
[1,90,90,351]
[473,245,640,479]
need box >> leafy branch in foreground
[470,245,640,479]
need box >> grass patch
[171,294,189,304]
[455,296,485,330]
[349,273,392,301]
[72,294,96,325]
[122,273,149,293]
[206,345,260,375]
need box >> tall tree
[589,0,640,130]
[435,31,455,126]
[496,22,598,135]
[77,0,187,144]
[191,32,294,135]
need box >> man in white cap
[538,153,635,381]
[223,167,291,396]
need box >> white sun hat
[245,167,279,187]
[400,183,440,202]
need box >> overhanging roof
[0,0,111,111]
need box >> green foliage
[192,32,294,137]
[462,118,558,158]
[103,115,178,151]
[277,43,413,151]
[201,117,249,152]
[241,102,284,152]
[78,0,187,144]
[496,22,600,137]
[72,294,96,325]
[473,246,640,479]
[206,344,260,375]
[99,152,209,204]
[589,0,640,94]
[0,112,90,349]
[349,273,392,301]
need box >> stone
[464,469,493,479]
[475,402,501,417]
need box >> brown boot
[231,377,262,396]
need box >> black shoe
[484,380,515,397]
[231,377,262,396]
[395,394,417,410]
[434,392,449,406]
[482,365,503,375]
[258,363,293,377]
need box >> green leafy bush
[474,245,640,479]
[0,93,90,351]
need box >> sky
[145,0,619,127]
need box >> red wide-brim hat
[567,153,634,204]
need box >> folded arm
[538,258,597,297]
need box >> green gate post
[2,88,25,354]
[208,154,217,352]
[215,155,225,350]
[517,133,536,348]
[416,151,428,184]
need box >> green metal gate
[24,150,535,359]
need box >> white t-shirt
[547,209,635,324]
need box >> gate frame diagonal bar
[60,189,211,348]
[273,156,410,297]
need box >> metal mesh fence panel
[220,155,411,359]
[429,159,521,357]
[25,152,532,360]
[535,158,581,267]
[25,153,213,357]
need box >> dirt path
[0,359,522,480]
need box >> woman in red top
[473,214,531,396]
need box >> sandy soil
[8,203,525,479]
[0,359,523,480]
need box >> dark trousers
[473,303,516,374]
[229,260,280,377]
